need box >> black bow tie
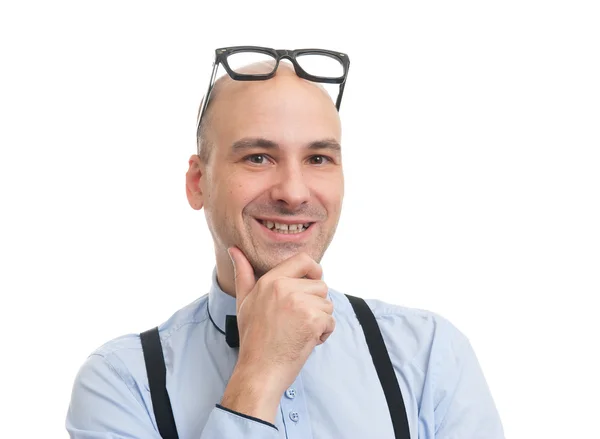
[225,315,240,348]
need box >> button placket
[279,373,313,438]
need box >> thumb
[227,247,256,307]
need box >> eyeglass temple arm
[336,81,346,111]
[196,60,220,129]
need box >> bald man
[66,58,504,439]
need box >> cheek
[317,183,344,216]
[214,176,261,218]
[229,182,256,207]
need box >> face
[188,71,344,278]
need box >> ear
[186,155,205,210]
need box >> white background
[1,1,598,437]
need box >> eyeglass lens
[226,50,344,79]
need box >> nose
[270,164,311,210]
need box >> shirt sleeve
[433,319,505,439]
[202,405,280,438]
[66,354,280,439]
[66,354,161,439]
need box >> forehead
[210,74,342,151]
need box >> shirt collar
[207,268,237,335]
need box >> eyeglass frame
[195,46,350,142]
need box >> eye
[308,155,331,165]
[244,154,270,165]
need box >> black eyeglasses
[196,46,350,139]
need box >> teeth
[260,220,310,234]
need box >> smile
[257,219,314,234]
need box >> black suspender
[140,327,179,439]
[346,294,411,439]
[140,294,411,439]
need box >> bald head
[196,61,339,164]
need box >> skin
[186,63,345,297]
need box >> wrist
[220,365,284,424]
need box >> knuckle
[313,280,328,298]
[271,277,287,297]
[318,280,328,293]
[329,315,336,329]
[289,291,304,308]
[256,276,266,288]
[324,300,334,314]
[309,310,324,329]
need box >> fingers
[301,292,334,314]
[228,247,256,306]
[273,278,329,300]
[294,294,335,346]
[268,252,323,281]
[318,315,336,345]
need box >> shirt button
[289,411,299,422]
[285,388,297,399]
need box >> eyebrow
[231,137,341,153]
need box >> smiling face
[186,65,344,291]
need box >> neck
[215,248,237,298]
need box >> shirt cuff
[215,404,278,431]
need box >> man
[66,47,504,438]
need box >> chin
[251,247,322,276]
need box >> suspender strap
[345,294,411,439]
[140,327,179,439]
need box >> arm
[66,354,161,439]
[66,355,279,439]
[433,320,505,439]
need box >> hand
[221,248,335,422]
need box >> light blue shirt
[66,270,504,438]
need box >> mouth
[254,218,315,235]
